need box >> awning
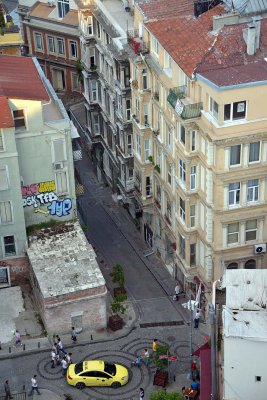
[200,348,212,400]
[70,121,80,139]
[192,341,210,357]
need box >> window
[97,21,101,38]
[230,144,241,166]
[124,66,130,87]
[3,235,16,257]
[152,36,159,56]
[58,0,69,18]
[135,99,140,121]
[168,163,172,185]
[52,139,66,163]
[0,201,12,224]
[87,16,93,35]
[144,139,150,161]
[179,234,185,260]
[164,51,172,70]
[224,101,246,121]
[126,99,131,121]
[190,205,196,228]
[179,124,185,146]
[12,110,26,131]
[0,267,9,284]
[245,220,257,241]
[209,97,218,120]
[190,166,196,190]
[227,262,238,269]
[91,81,97,101]
[167,125,172,150]
[34,32,43,51]
[179,159,186,183]
[227,222,239,244]
[179,198,185,222]
[190,130,196,151]
[136,134,141,157]
[146,176,151,196]
[245,259,256,269]
[89,48,95,66]
[127,135,132,155]
[72,73,79,91]
[156,184,161,204]
[55,171,68,194]
[190,243,196,265]
[0,167,8,190]
[93,115,100,135]
[47,36,55,53]
[228,182,240,206]
[117,95,122,116]
[0,132,3,151]
[143,104,149,126]
[142,70,148,90]
[135,169,141,191]
[166,198,172,220]
[247,179,259,202]
[249,141,260,163]
[57,38,65,55]
[69,41,78,59]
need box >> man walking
[174,283,181,301]
[57,337,67,356]
[14,330,22,347]
[194,309,200,329]
[29,375,41,396]
[61,357,68,376]
[4,380,13,399]
[143,349,150,366]
[138,387,145,400]
[71,327,77,343]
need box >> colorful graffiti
[21,181,72,218]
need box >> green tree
[110,263,125,287]
[154,344,170,370]
[150,391,184,400]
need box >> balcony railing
[127,29,149,55]
[167,87,202,120]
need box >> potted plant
[150,391,184,400]
[110,263,127,297]
[154,165,161,174]
[153,344,170,387]
[108,294,127,331]
[90,64,97,71]
[148,155,155,165]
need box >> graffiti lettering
[21,183,39,196]
[47,199,72,217]
[21,181,56,196]
[23,192,58,208]
[38,181,56,193]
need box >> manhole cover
[167,336,176,342]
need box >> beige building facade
[129,2,267,295]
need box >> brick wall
[0,257,30,285]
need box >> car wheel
[111,382,121,388]
[76,382,86,389]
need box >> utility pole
[209,303,217,400]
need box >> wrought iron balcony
[167,87,203,120]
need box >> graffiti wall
[21,181,72,218]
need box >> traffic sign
[159,355,169,359]
[168,356,178,361]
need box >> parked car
[67,360,129,389]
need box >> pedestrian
[51,349,57,368]
[61,356,68,376]
[14,330,22,347]
[71,327,77,343]
[4,380,13,399]
[57,337,67,356]
[174,283,181,301]
[66,352,72,365]
[29,375,41,396]
[138,387,145,400]
[143,348,150,366]
[152,339,157,353]
[194,309,200,329]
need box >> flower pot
[108,314,123,331]
[153,370,168,387]
[114,286,127,297]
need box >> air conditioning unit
[54,162,63,170]
[254,244,266,254]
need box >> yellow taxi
[67,360,129,389]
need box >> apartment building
[17,0,82,95]
[0,55,76,287]
[129,1,267,293]
[73,0,135,208]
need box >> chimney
[243,23,256,56]
[252,16,261,50]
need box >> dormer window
[224,101,246,122]
[58,0,69,19]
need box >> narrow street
[75,148,189,325]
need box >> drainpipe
[209,303,217,400]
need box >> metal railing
[167,88,202,119]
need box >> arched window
[227,262,238,270]
[245,259,256,269]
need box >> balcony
[127,30,149,55]
[167,87,203,120]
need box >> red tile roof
[138,0,194,20]
[0,96,14,129]
[145,5,223,77]
[0,55,49,101]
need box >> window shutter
[0,201,12,223]
[53,140,66,163]
[56,171,68,194]
[0,168,8,190]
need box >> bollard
[0,341,1,350]
[23,344,25,351]
[91,334,93,340]
[9,347,11,353]
[38,342,40,349]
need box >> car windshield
[104,362,116,376]
[75,362,84,374]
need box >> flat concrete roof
[27,221,105,298]
[96,0,134,35]
[223,309,267,339]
